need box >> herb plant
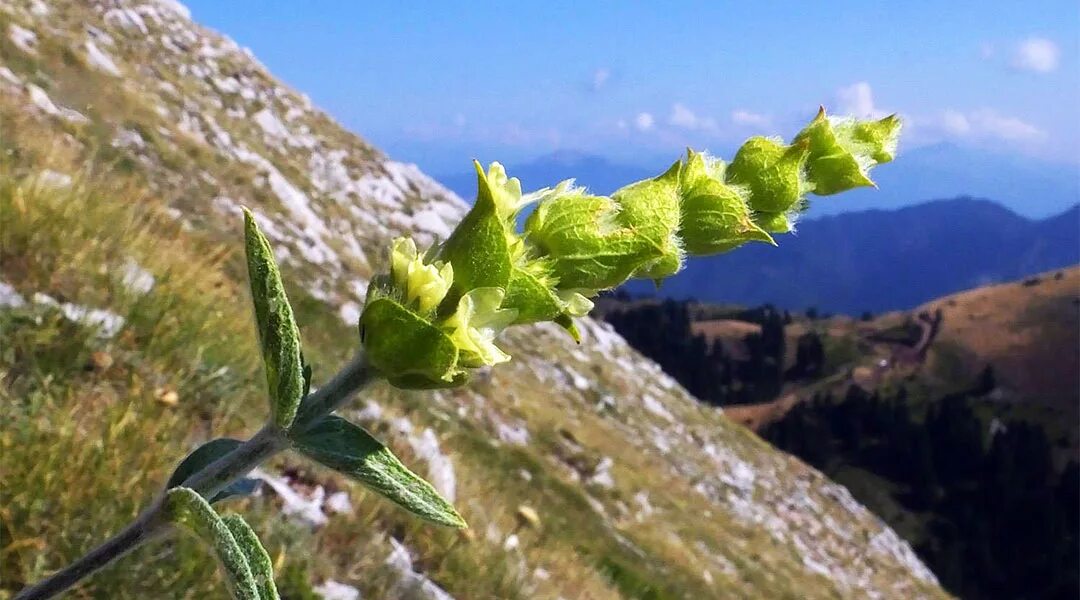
[14,108,900,599]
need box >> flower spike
[358,109,901,388]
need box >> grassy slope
[0,2,947,598]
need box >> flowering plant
[15,108,900,599]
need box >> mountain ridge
[625,197,1079,314]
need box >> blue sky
[185,1,1078,174]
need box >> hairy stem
[15,352,376,600]
[294,352,375,429]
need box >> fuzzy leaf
[359,297,462,389]
[222,515,280,600]
[167,438,259,503]
[293,416,467,528]
[166,488,260,600]
[243,208,304,430]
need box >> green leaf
[359,297,463,389]
[167,438,259,503]
[243,208,305,430]
[222,515,280,600]
[165,488,260,600]
[292,416,467,528]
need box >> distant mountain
[439,144,1079,220]
[809,143,1080,220]
[624,198,1080,314]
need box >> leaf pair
[166,438,259,503]
[167,418,465,531]
[166,488,279,600]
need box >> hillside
[714,267,1080,435]
[0,2,945,599]
[597,270,1080,598]
[625,198,1079,313]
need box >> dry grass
[916,267,1079,408]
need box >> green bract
[677,150,775,255]
[794,107,902,196]
[357,108,901,389]
[726,136,810,214]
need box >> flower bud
[358,107,902,390]
[613,162,684,280]
[752,211,794,234]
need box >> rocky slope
[0,1,947,598]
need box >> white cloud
[835,82,887,119]
[730,109,772,129]
[668,103,717,131]
[940,108,1045,142]
[1011,37,1059,73]
[941,110,971,136]
[591,68,611,91]
[634,112,655,131]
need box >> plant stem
[15,352,376,600]
[294,352,375,429]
